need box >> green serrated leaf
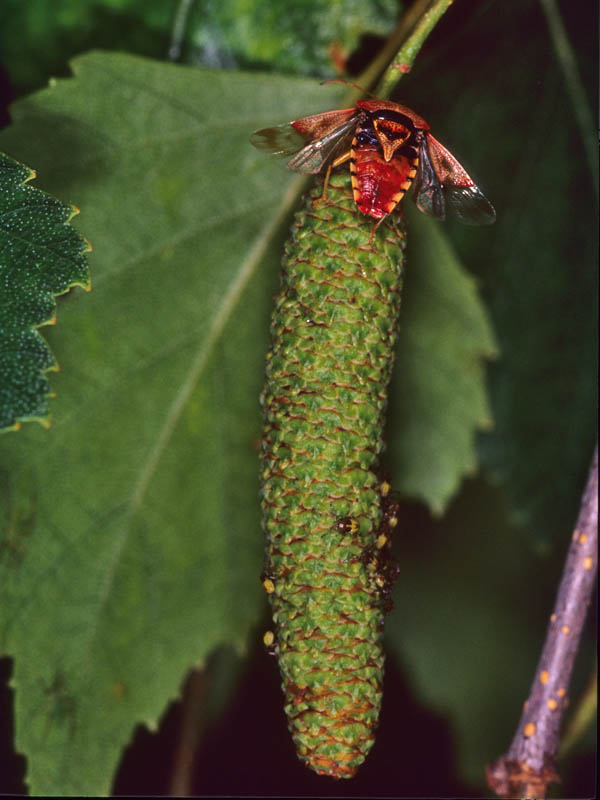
[387,207,498,514]
[0,152,90,432]
[0,52,497,793]
[0,53,348,796]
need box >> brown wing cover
[291,107,357,140]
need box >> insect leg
[368,215,387,248]
[331,150,353,168]
[317,151,352,205]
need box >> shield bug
[251,98,496,225]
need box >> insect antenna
[320,78,377,99]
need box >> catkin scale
[260,171,405,778]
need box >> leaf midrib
[79,173,305,665]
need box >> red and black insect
[251,98,495,225]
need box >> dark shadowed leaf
[0,152,90,432]
[388,207,497,512]
[396,0,597,549]
[386,478,596,789]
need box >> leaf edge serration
[0,151,92,433]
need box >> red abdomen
[351,144,417,220]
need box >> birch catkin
[259,171,405,778]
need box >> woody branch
[486,443,598,799]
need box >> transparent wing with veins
[413,133,496,225]
[250,108,360,175]
[250,123,307,158]
[286,115,360,173]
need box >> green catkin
[260,171,405,778]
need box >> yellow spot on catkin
[375,574,385,588]
[557,688,566,697]
[524,722,536,738]
[550,613,557,622]
[540,670,550,685]
[376,534,387,549]
[583,556,593,570]
[547,698,558,710]
[380,481,390,497]
[388,515,398,529]
[561,625,571,635]
[263,578,275,594]
[263,630,275,647]
[579,533,588,544]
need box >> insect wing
[425,134,496,225]
[250,123,307,157]
[250,107,358,173]
[444,185,497,225]
[412,137,446,220]
[286,115,360,174]
[290,107,356,138]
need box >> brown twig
[486,444,598,799]
[168,669,208,796]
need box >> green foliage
[0,54,350,795]
[185,0,398,75]
[397,2,598,548]
[388,207,497,512]
[0,51,495,793]
[0,152,90,431]
[0,0,174,91]
[387,477,596,788]
[0,0,398,93]
[0,0,596,795]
